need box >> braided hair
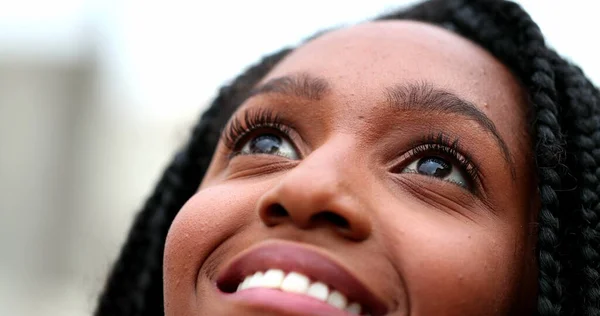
[95,0,600,315]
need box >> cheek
[163,184,261,313]
[381,209,529,315]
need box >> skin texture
[163,21,539,315]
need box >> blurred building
[0,47,99,315]
[0,11,199,314]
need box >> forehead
[260,20,529,155]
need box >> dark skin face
[163,21,539,315]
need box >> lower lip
[220,288,354,316]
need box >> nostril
[266,204,288,218]
[312,211,350,230]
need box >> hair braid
[95,138,208,315]
[549,52,600,316]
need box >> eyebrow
[249,73,330,101]
[249,74,515,177]
[385,82,515,176]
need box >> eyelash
[222,108,292,155]
[221,110,480,189]
[399,133,480,188]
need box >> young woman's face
[164,21,538,316]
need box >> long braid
[94,125,213,315]
[550,52,600,316]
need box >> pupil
[417,157,451,178]
[250,134,281,154]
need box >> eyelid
[391,133,482,194]
[222,109,284,150]
[221,108,304,159]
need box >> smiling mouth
[234,269,364,314]
[216,241,388,316]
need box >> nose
[256,141,372,241]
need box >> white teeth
[345,302,362,314]
[238,275,252,290]
[246,271,264,289]
[234,270,363,314]
[306,282,329,301]
[261,269,285,288]
[326,290,348,309]
[280,271,310,293]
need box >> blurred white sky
[1,0,598,120]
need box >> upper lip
[216,240,388,315]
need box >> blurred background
[0,0,597,315]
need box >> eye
[402,155,469,188]
[239,133,299,160]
